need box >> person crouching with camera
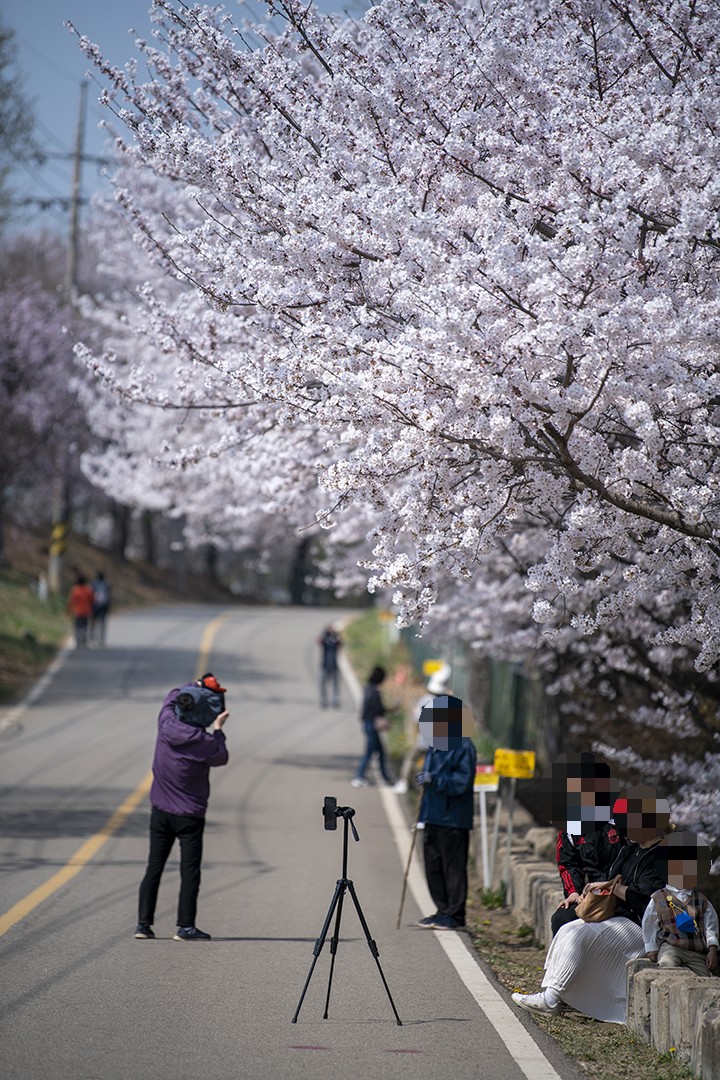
[135,674,229,942]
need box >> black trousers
[423,824,470,924]
[551,903,579,937]
[138,807,205,928]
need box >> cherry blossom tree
[0,239,90,562]
[73,0,720,843]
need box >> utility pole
[49,83,87,594]
[64,80,87,301]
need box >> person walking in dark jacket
[90,571,111,645]
[318,625,342,708]
[416,699,477,931]
[135,674,229,941]
[351,666,394,787]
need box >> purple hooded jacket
[149,689,228,817]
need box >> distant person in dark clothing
[351,666,394,787]
[318,625,342,708]
[136,673,229,942]
[90,571,111,645]
[66,574,95,648]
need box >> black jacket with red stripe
[556,823,625,896]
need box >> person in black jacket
[351,666,394,787]
[553,824,625,935]
[540,754,626,936]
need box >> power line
[17,159,68,202]
[34,117,71,154]
[15,32,90,86]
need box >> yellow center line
[0,610,235,939]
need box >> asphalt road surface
[0,605,582,1080]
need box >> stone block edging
[505,830,720,1078]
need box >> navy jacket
[419,739,477,830]
[360,684,386,730]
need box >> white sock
[544,987,563,1006]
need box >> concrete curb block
[506,830,720,1077]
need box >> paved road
[0,605,580,1080]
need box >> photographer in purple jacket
[135,673,229,942]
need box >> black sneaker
[430,915,461,930]
[417,913,440,927]
[173,926,211,941]
[134,923,155,939]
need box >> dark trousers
[551,903,579,937]
[320,668,340,706]
[355,724,392,783]
[138,807,205,928]
[423,824,470,924]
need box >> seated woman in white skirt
[513,788,672,1023]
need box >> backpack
[93,580,110,606]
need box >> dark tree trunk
[112,502,130,562]
[0,483,7,566]
[289,537,311,605]
[141,510,156,566]
[205,543,219,585]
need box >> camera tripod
[291,805,402,1025]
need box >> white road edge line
[339,650,562,1080]
[0,637,74,734]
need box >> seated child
[642,829,718,977]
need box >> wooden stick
[396,790,424,930]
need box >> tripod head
[323,796,360,841]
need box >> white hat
[427,662,451,695]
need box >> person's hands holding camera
[213,710,229,730]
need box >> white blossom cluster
[73,0,720,841]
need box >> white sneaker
[511,991,562,1014]
[350,777,369,788]
[393,780,408,794]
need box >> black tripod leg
[292,880,344,1023]
[346,881,402,1025]
[323,880,347,1019]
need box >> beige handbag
[575,875,622,922]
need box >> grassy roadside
[342,607,697,1080]
[0,564,68,704]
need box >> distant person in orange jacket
[66,574,95,648]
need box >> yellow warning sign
[493,749,536,779]
[50,521,68,557]
[474,764,500,792]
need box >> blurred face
[418,696,474,750]
[564,774,613,832]
[613,791,671,844]
[666,859,699,890]
[538,754,617,835]
[658,832,712,888]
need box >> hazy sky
[2,0,365,234]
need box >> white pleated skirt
[541,916,644,1023]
